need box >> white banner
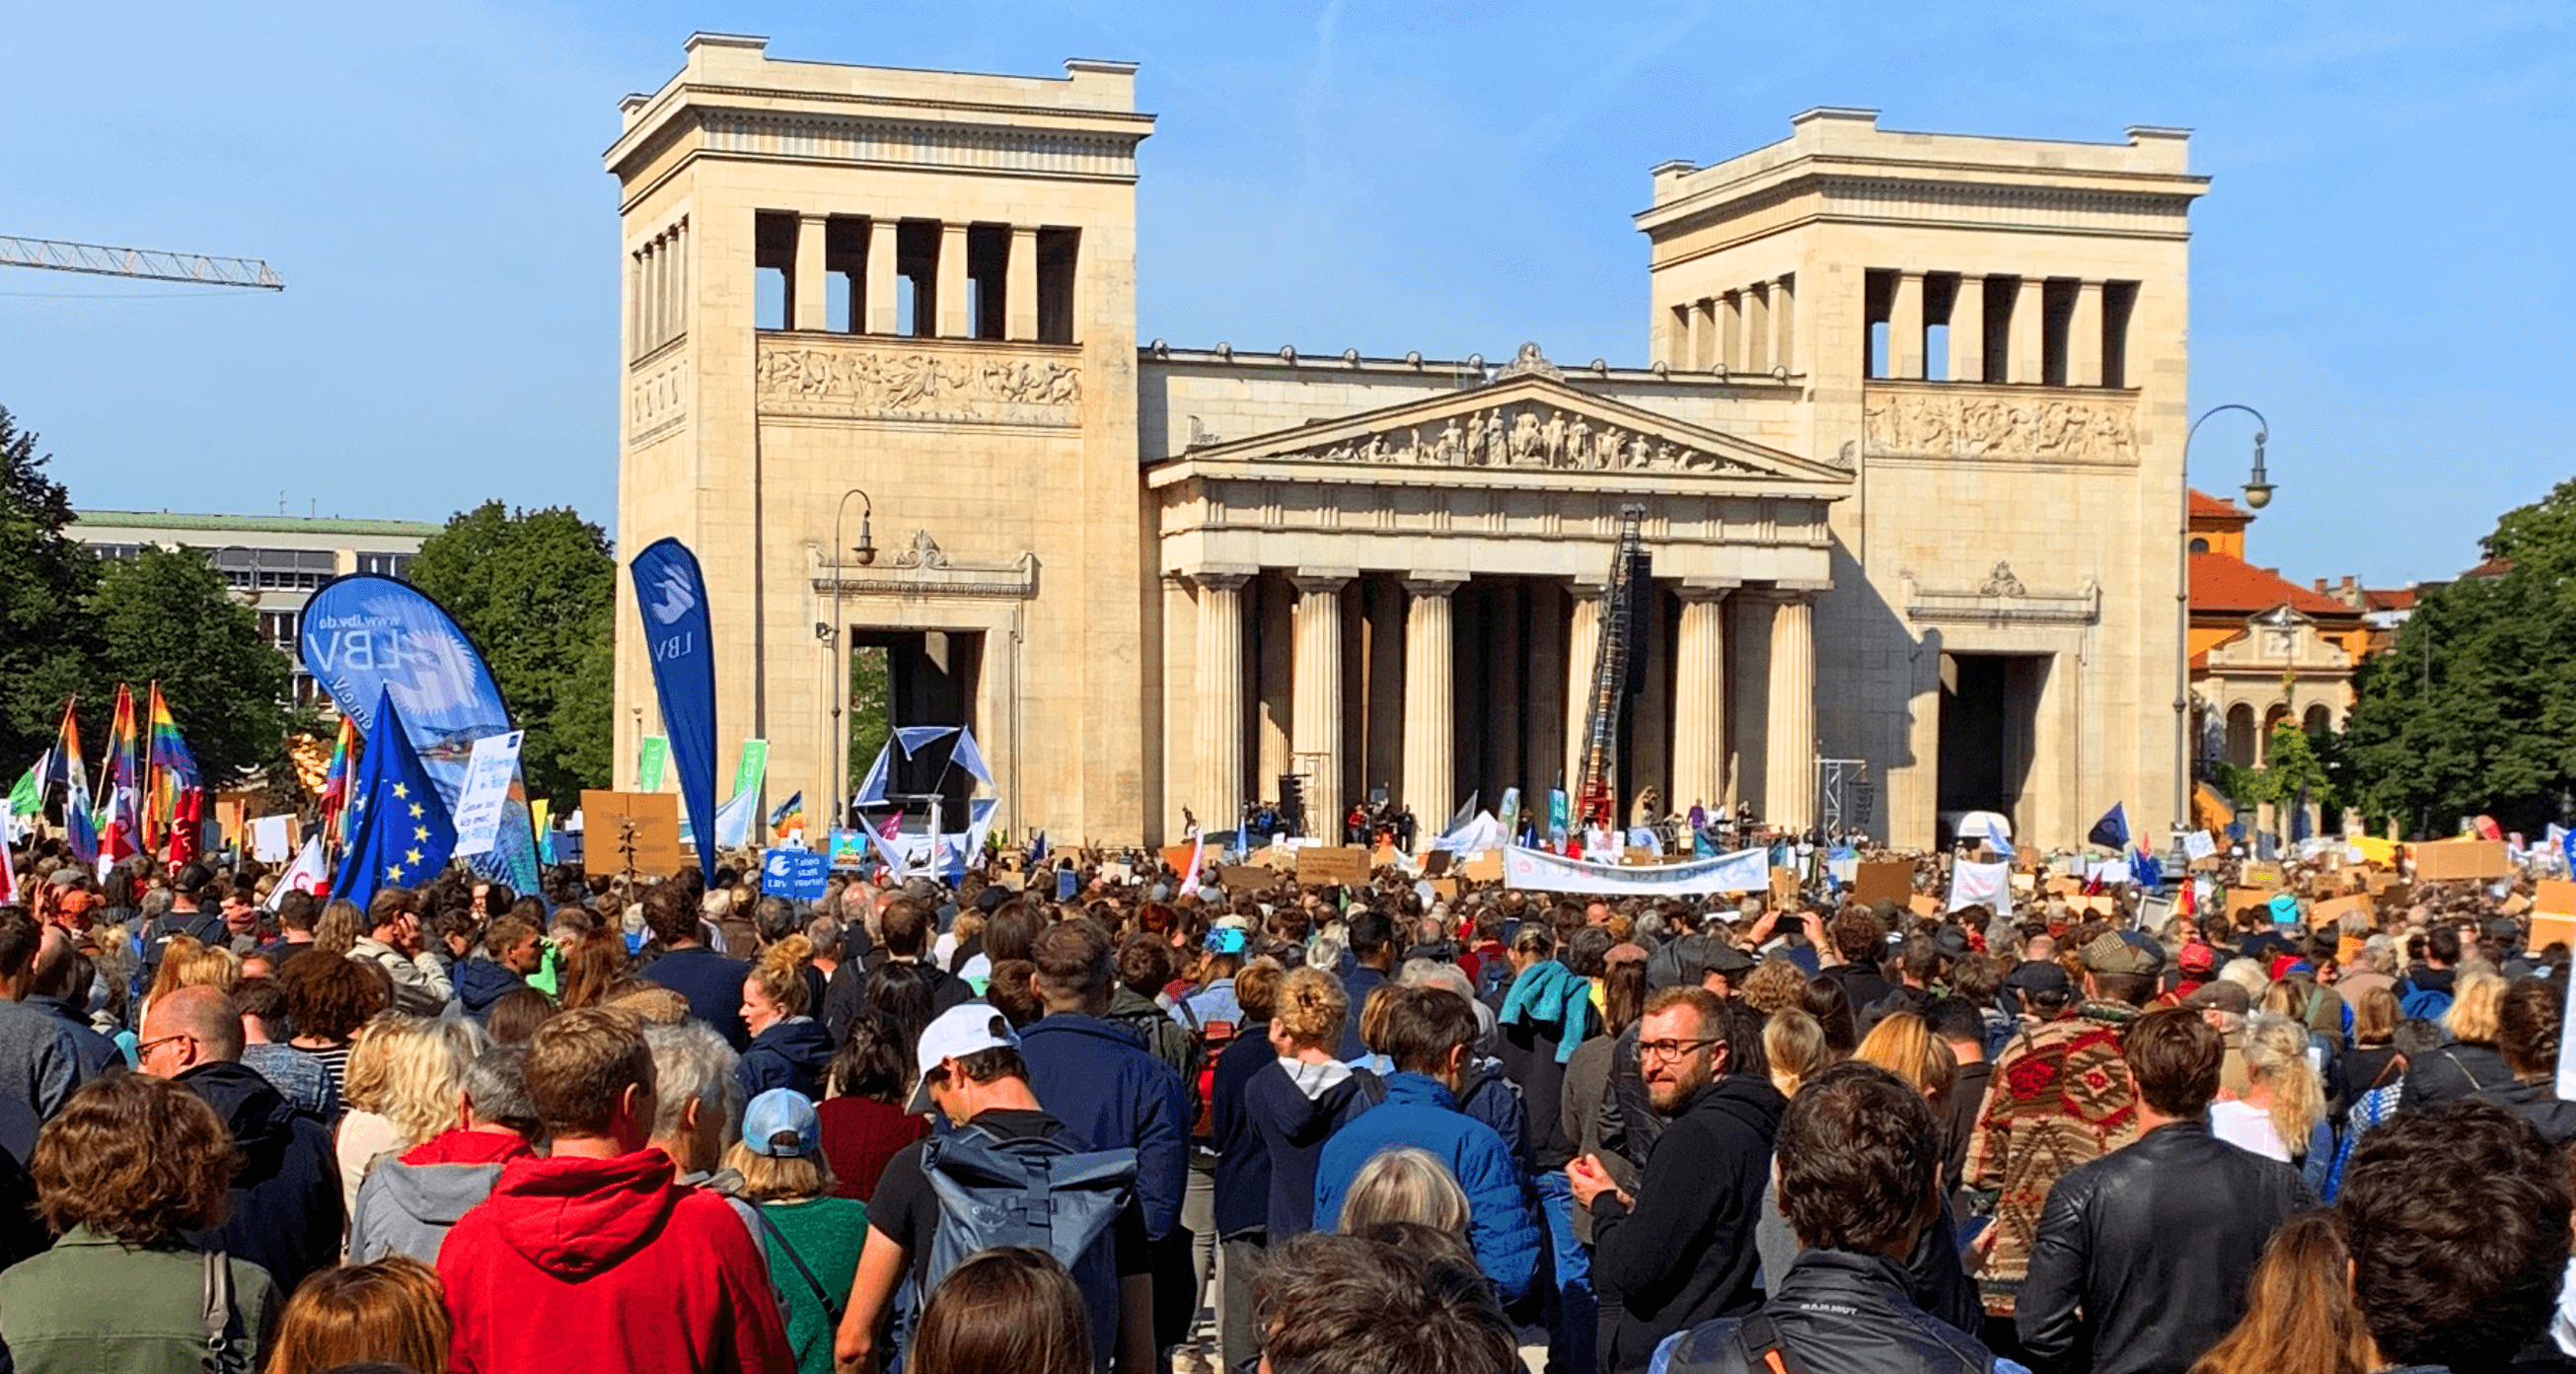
[265,836,327,910]
[1949,859,2012,912]
[451,731,526,858]
[1502,844,1769,897]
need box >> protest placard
[1854,860,1912,906]
[2412,838,2510,881]
[1461,851,1504,883]
[1295,845,1370,888]
[1218,864,1276,894]
[578,791,684,877]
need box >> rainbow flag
[98,684,142,863]
[55,701,97,864]
[144,682,198,852]
[770,791,805,842]
[320,711,361,850]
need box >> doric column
[2070,280,2104,387]
[1764,588,1821,831]
[865,218,900,334]
[1720,292,1743,372]
[1670,582,1735,819]
[1743,285,1770,374]
[935,222,971,338]
[792,214,829,331]
[1950,275,1985,382]
[1402,574,1464,832]
[1006,227,1040,341]
[1772,274,1797,373]
[2009,276,2045,384]
[1563,580,1606,799]
[1890,271,1926,379]
[1291,568,1354,834]
[1192,568,1254,830]
[1690,299,1717,371]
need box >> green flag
[7,763,39,823]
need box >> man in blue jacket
[1313,982,1543,1306]
[1017,917,1194,1352]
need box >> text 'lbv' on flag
[331,690,458,908]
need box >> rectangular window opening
[967,224,1009,340]
[1862,268,1896,380]
[753,211,798,331]
[825,216,867,334]
[2101,280,2139,388]
[2041,277,2078,387]
[1983,277,2017,382]
[1036,228,1079,344]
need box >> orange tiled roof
[2189,550,2359,618]
[2362,587,2416,612]
[2189,488,2251,521]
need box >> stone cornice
[1901,562,2099,627]
[808,537,1039,601]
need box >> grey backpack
[919,1125,1138,1372]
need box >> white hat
[906,1003,1022,1114]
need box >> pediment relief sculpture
[1864,390,2137,463]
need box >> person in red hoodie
[438,1006,793,1374]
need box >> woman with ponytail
[738,934,835,1099]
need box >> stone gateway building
[606,35,2204,850]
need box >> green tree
[89,546,294,779]
[2344,477,2576,836]
[0,407,103,765]
[848,644,890,792]
[405,502,616,800]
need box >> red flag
[167,788,203,865]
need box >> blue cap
[742,1088,821,1158]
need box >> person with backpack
[833,1002,1154,1374]
[2394,923,2461,1024]
[1647,1062,2006,1374]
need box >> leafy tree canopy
[405,501,616,801]
[2343,477,2576,837]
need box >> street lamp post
[2175,404,2273,833]
[825,491,877,829]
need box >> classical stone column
[1690,300,1716,371]
[1720,292,1743,372]
[865,218,900,335]
[2009,276,2044,384]
[1563,581,1606,798]
[1257,576,1292,795]
[1950,275,1986,382]
[792,214,829,331]
[1291,568,1354,833]
[1772,274,1797,373]
[1006,227,1040,341]
[1192,568,1253,827]
[1764,589,1820,831]
[1402,575,1464,831]
[1743,284,1770,374]
[2070,280,2104,387]
[1670,582,1734,818]
[1890,271,1925,379]
[935,222,971,338]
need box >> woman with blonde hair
[1338,1145,1470,1233]
[334,1014,480,1217]
[260,1254,451,1374]
[140,934,242,1022]
[2401,967,2513,1113]
[738,934,833,1100]
[1854,1010,1957,1113]
[2187,1209,2371,1374]
[2215,1013,2332,1193]
[1762,1009,1833,1100]
[1246,965,1371,1239]
[311,899,363,958]
[723,1089,865,1374]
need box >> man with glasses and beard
[1570,986,1784,1374]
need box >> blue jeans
[1534,1172,1596,1374]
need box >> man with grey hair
[2338,933,2398,1005]
[642,1020,773,1269]
[347,1045,540,1262]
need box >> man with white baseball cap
[837,1003,1156,1373]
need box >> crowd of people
[0,836,2567,1374]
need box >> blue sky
[3,1,2566,587]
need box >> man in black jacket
[140,985,343,1293]
[1569,986,1784,1374]
[1654,1060,2000,1373]
[2018,1006,2315,1374]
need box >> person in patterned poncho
[1961,932,2157,1332]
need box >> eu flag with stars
[331,689,456,907]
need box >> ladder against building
[0,235,283,290]
[1576,504,1648,832]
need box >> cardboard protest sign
[2010,871,2036,895]
[2309,894,2373,931]
[1909,894,1942,918]
[2537,881,2576,918]
[579,790,684,877]
[1431,879,1459,902]
[1770,867,1801,907]
[1160,842,1198,875]
[1623,847,1657,866]
[1218,864,1276,894]
[2242,862,2287,889]
[1295,846,1370,888]
[1421,850,1452,878]
[2226,887,2284,917]
[2412,838,2510,881]
[1461,851,1503,883]
[1854,861,1912,906]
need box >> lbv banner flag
[628,539,718,885]
[331,690,458,909]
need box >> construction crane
[0,235,282,290]
[1576,504,1649,832]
